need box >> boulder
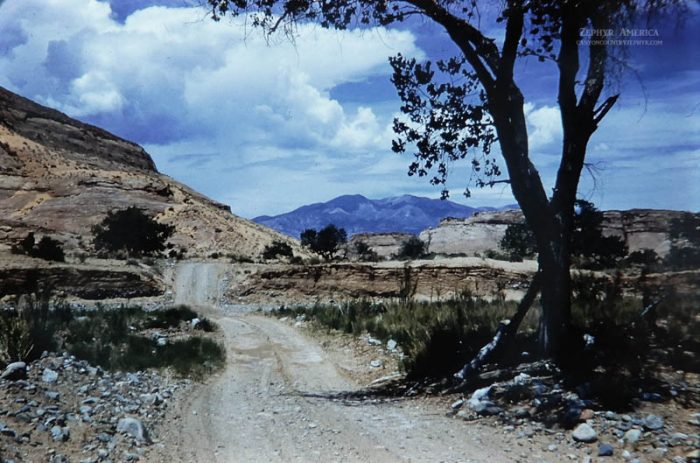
[572,423,598,443]
[0,361,27,380]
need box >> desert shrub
[622,249,661,268]
[92,206,174,257]
[35,237,66,262]
[262,240,294,260]
[194,318,218,332]
[276,291,528,379]
[485,249,514,261]
[396,236,426,260]
[11,233,65,262]
[0,299,223,377]
[300,224,347,260]
[141,305,198,329]
[354,241,379,262]
[0,316,33,364]
[0,293,66,364]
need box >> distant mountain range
[253,194,518,238]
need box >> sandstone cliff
[419,209,690,258]
[0,86,301,260]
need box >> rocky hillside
[0,86,300,260]
[253,194,515,238]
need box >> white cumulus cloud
[0,0,424,216]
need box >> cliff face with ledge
[418,209,691,257]
[0,86,301,260]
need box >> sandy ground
[151,263,557,463]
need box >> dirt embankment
[0,253,164,300]
[225,258,538,305]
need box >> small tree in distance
[354,241,379,262]
[500,200,627,268]
[11,232,65,262]
[262,240,294,260]
[397,236,426,260]
[500,223,537,262]
[300,224,347,261]
[92,206,174,257]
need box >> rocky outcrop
[600,209,683,256]
[419,209,693,258]
[0,261,162,299]
[225,259,537,304]
[349,232,415,259]
[420,210,522,257]
[0,86,301,260]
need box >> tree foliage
[666,213,700,269]
[92,207,174,257]
[570,200,627,269]
[354,241,379,262]
[300,224,347,260]
[500,223,538,261]
[501,200,627,268]
[206,0,684,357]
[397,236,427,260]
[12,233,65,262]
[262,240,294,260]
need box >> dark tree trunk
[537,240,572,358]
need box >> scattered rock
[688,413,700,427]
[572,423,598,443]
[598,443,614,457]
[0,422,17,438]
[579,409,595,421]
[471,401,503,416]
[42,368,59,383]
[369,359,383,368]
[51,425,70,442]
[642,414,664,431]
[116,417,149,443]
[386,339,397,351]
[623,429,642,446]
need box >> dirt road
[156,262,545,463]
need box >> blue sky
[0,0,698,218]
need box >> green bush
[276,292,526,379]
[0,298,224,378]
